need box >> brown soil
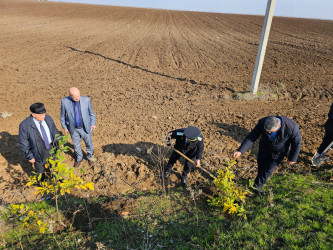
[0,0,332,204]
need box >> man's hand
[233,151,242,158]
[195,159,200,167]
[64,129,69,134]
[165,132,172,147]
[288,161,296,165]
[91,125,96,132]
[28,158,35,164]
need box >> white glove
[165,132,172,147]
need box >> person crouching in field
[233,116,301,195]
[19,103,59,182]
[163,126,204,188]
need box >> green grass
[1,174,332,249]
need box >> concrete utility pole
[250,0,276,94]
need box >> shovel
[172,147,216,179]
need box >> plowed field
[0,0,332,203]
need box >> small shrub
[208,159,248,219]
[27,134,94,223]
[9,204,48,234]
[27,134,94,195]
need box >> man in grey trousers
[60,87,96,167]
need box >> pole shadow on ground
[67,46,211,87]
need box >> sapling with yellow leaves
[208,158,248,219]
[9,204,48,234]
[27,134,94,223]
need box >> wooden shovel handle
[172,148,196,165]
[172,147,215,178]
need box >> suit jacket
[238,116,302,162]
[19,115,59,162]
[60,95,96,135]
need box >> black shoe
[74,161,81,167]
[257,186,265,196]
[88,156,97,167]
[88,159,95,167]
[181,176,187,188]
[251,184,266,196]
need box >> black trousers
[34,143,53,174]
[255,156,284,187]
[317,131,333,155]
[165,150,196,177]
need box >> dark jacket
[238,116,301,162]
[19,115,59,162]
[325,103,333,133]
[170,128,204,160]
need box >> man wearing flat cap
[233,116,301,195]
[19,103,59,180]
[60,87,96,167]
[163,126,204,188]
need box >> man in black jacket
[163,126,204,188]
[233,116,301,194]
[19,103,59,180]
[312,103,333,166]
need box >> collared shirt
[33,117,52,143]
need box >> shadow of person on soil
[67,46,212,88]
[0,165,33,204]
[213,122,249,144]
[0,132,79,189]
[102,141,171,176]
[298,150,314,166]
[102,142,209,188]
[62,140,84,161]
[0,131,34,176]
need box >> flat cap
[30,103,46,114]
[184,126,201,140]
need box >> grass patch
[1,174,332,249]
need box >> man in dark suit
[19,103,59,180]
[312,103,333,166]
[60,87,96,167]
[233,116,302,195]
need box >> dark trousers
[255,156,283,187]
[317,131,333,154]
[34,143,53,174]
[165,150,196,177]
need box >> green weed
[1,174,332,249]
